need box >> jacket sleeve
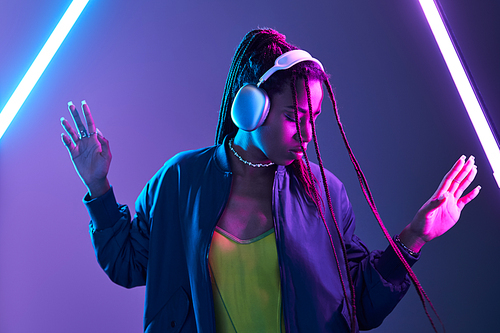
[338,185,419,330]
[85,184,152,289]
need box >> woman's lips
[290,148,304,158]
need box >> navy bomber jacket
[85,137,418,332]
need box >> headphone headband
[257,49,324,87]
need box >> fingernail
[477,185,482,190]
[60,117,65,122]
[67,101,74,107]
[469,155,475,161]
[82,100,87,105]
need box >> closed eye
[284,113,296,122]
[284,109,320,123]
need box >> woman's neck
[227,135,277,179]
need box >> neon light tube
[418,0,500,187]
[0,0,90,140]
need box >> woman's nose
[300,118,313,143]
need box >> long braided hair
[215,28,443,332]
[216,29,294,144]
[215,28,357,331]
[215,29,329,207]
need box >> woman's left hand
[399,155,481,252]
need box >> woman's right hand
[61,101,111,198]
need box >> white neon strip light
[0,0,90,140]
[419,0,500,187]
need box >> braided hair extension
[291,74,356,333]
[322,79,445,333]
[305,75,358,332]
[215,30,260,145]
[216,28,446,332]
[289,75,323,210]
[216,29,360,329]
[215,29,297,145]
[216,29,328,208]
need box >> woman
[60,29,479,332]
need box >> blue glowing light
[0,0,90,140]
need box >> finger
[454,164,478,199]
[96,129,111,157]
[61,133,75,152]
[449,156,475,194]
[457,185,481,210]
[436,155,466,196]
[60,117,80,144]
[81,100,96,134]
[68,101,88,138]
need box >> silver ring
[79,129,89,139]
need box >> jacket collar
[214,136,232,173]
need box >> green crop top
[208,226,284,332]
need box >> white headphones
[231,49,324,131]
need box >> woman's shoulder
[307,161,343,188]
[142,144,220,191]
[164,145,218,168]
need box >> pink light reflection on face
[250,78,323,166]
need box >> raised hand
[61,101,111,198]
[399,155,481,252]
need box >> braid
[217,29,379,332]
[292,74,355,331]
[215,28,445,333]
[216,30,260,144]
[290,75,320,207]
[304,76,357,331]
[323,78,444,333]
[215,29,297,145]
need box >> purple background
[1,0,499,332]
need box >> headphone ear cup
[231,84,270,131]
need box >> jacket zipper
[272,168,289,333]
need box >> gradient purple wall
[1,0,499,332]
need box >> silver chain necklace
[228,138,275,168]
